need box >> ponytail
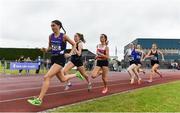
[76,33,86,43]
[106,40,109,45]
[61,26,66,34]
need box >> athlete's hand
[65,53,71,58]
[97,52,103,56]
[95,55,99,59]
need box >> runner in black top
[63,33,92,91]
[143,43,164,83]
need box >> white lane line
[0,82,130,103]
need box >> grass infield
[51,81,180,112]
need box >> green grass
[51,81,180,112]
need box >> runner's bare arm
[158,50,165,61]
[144,50,152,60]
[141,50,144,61]
[64,34,75,56]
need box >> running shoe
[147,79,153,83]
[27,97,42,106]
[102,87,108,94]
[159,73,163,78]
[64,82,72,90]
[142,71,146,75]
[75,71,85,80]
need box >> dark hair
[51,20,66,34]
[133,43,138,49]
[101,34,108,45]
[152,43,158,48]
[76,33,86,43]
[152,43,157,46]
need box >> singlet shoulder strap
[156,50,158,54]
[150,50,153,54]
[76,41,81,50]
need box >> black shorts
[129,60,136,65]
[70,55,83,67]
[51,54,66,67]
[151,60,159,66]
[130,60,142,66]
[96,60,109,67]
[135,60,142,65]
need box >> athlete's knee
[102,77,106,82]
[57,77,65,82]
[44,74,51,81]
[102,75,107,80]
[151,68,155,73]
[154,69,158,72]
[127,67,132,72]
[90,71,96,79]
[127,67,130,71]
[60,76,67,82]
[61,80,66,82]
[62,68,67,75]
[91,74,96,79]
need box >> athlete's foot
[88,82,92,92]
[130,78,135,84]
[64,82,72,91]
[27,97,42,106]
[138,78,142,85]
[159,73,163,78]
[143,71,146,75]
[75,71,85,80]
[147,79,153,83]
[102,87,108,94]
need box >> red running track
[0,70,180,112]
